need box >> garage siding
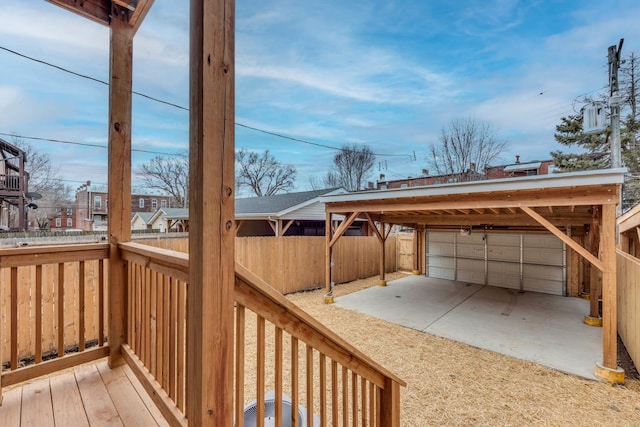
[427,231,565,296]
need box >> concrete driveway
[335,275,601,380]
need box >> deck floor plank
[75,364,123,426]
[50,370,89,427]
[1,359,170,427]
[96,361,158,427]
[120,364,170,427]
[0,386,23,427]
[20,377,54,427]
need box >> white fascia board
[276,189,348,217]
[235,213,278,220]
[319,168,627,204]
[147,209,167,224]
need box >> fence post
[379,377,401,426]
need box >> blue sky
[1,0,639,196]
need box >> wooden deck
[0,359,168,427]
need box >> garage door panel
[456,243,484,259]
[486,234,520,262]
[523,277,563,296]
[523,249,563,266]
[487,261,520,288]
[428,232,455,243]
[523,264,563,282]
[523,234,562,249]
[457,258,485,284]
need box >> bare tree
[11,137,72,230]
[137,152,189,207]
[236,148,296,196]
[427,118,507,180]
[325,144,375,192]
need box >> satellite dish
[242,392,319,427]
[25,192,42,200]
[27,203,38,210]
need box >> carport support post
[589,207,601,320]
[379,223,387,285]
[325,212,334,303]
[594,203,624,383]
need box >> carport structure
[322,168,626,383]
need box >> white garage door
[427,231,565,296]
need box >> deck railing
[1,242,404,426]
[0,174,21,192]
[0,243,109,388]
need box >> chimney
[379,174,385,181]
[515,155,520,164]
[367,181,374,189]
[470,162,476,172]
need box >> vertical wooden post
[589,207,601,317]
[379,377,400,427]
[379,223,387,285]
[601,203,617,369]
[187,0,235,424]
[107,13,133,368]
[412,227,420,274]
[325,212,333,297]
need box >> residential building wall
[74,187,173,231]
[50,206,76,230]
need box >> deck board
[50,370,89,427]
[0,386,22,427]
[96,361,158,427]
[21,377,54,427]
[0,358,169,426]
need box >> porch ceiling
[46,0,153,30]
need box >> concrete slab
[335,276,601,380]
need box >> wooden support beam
[187,0,235,424]
[46,0,111,26]
[325,212,333,293]
[379,222,387,283]
[107,15,134,368]
[520,206,604,271]
[590,207,601,318]
[128,0,155,33]
[329,212,359,248]
[281,219,294,236]
[267,220,277,235]
[601,204,618,369]
[365,213,383,242]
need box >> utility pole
[609,38,623,215]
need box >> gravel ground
[285,272,640,426]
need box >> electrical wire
[1,45,414,158]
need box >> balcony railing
[0,174,21,192]
[1,242,404,426]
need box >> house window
[152,199,157,209]
[67,208,73,215]
[161,200,167,208]
[94,196,102,209]
[400,184,408,188]
[526,169,538,176]
[139,198,145,208]
[66,218,73,227]
[55,218,61,227]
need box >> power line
[0,132,183,156]
[236,123,412,158]
[1,44,414,159]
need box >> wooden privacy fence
[143,236,398,294]
[617,250,639,370]
[0,244,109,385]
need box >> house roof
[235,188,343,217]
[148,208,189,224]
[131,212,154,224]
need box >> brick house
[49,206,76,230]
[374,157,557,190]
[74,183,174,231]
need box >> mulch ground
[286,272,640,426]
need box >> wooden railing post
[379,377,401,426]
[107,12,134,368]
[188,0,235,424]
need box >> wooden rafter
[548,206,554,213]
[521,206,604,271]
[488,207,500,214]
[47,0,154,34]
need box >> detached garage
[427,231,565,295]
[321,168,626,383]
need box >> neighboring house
[74,183,174,231]
[49,206,76,231]
[147,208,189,233]
[374,156,557,190]
[0,138,29,231]
[140,188,369,236]
[131,211,155,231]
[235,188,365,236]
